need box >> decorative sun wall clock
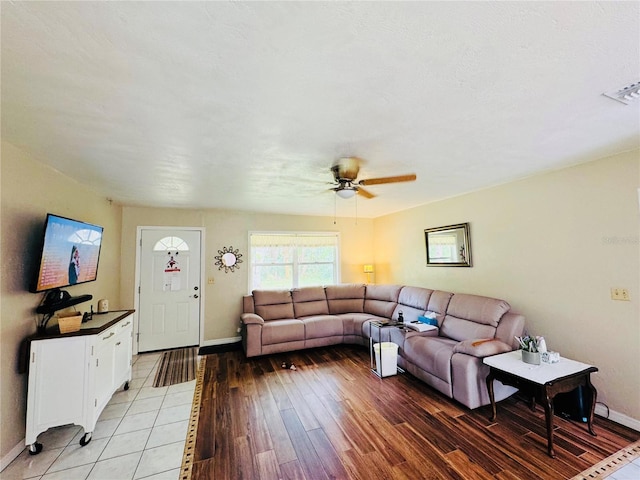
[214,246,243,273]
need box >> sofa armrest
[241,313,264,358]
[243,295,255,314]
[241,313,264,325]
[495,312,525,349]
[453,338,512,358]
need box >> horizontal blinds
[250,233,338,247]
[429,234,457,245]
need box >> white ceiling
[2,1,639,218]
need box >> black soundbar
[36,294,93,314]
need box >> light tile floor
[603,458,640,480]
[2,352,193,480]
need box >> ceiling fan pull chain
[355,192,358,226]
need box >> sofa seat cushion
[404,336,457,384]
[360,316,398,339]
[262,319,305,345]
[302,315,343,338]
[292,287,330,317]
[336,313,372,337]
[253,289,294,321]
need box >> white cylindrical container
[374,342,399,377]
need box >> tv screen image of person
[32,214,104,293]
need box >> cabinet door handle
[115,341,121,346]
[122,321,131,327]
[103,332,115,340]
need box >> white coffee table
[483,350,598,458]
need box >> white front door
[138,229,202,352]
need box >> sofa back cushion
[440,293,510,342]
[392,286,433,323]
[253,289,295,321]
[426,290,454,325]
[447,294,510,327]
[291,287,330,317]
[325,284,365,314]
[364,284,401,318]
[440,317,497,342]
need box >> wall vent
[603,81,640,105]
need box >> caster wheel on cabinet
[79,433,92,447]
[28,442,43,455]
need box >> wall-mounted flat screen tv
[31,214,104,293]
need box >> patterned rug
[180,354,206,480]
[153,347,198,388]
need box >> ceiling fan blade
[357,187,376,199]
[359,174,417,186]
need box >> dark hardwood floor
[188,345,638,480]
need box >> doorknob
[190,294,199,299]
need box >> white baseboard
[200,336,241,348]
[1,439,26,472]
[596,404,640,432]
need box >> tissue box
[417,315,438,326]
[541,351,560,364]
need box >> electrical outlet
[236,327,241,333]
[208,277,214,284]
[611,288,630,301]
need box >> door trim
[133,226,205,355]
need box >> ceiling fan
[330,157,417,199]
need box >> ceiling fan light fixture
[336,187,356,199]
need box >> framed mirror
[424,223,472,267]
[214,246,243,273]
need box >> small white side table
[483,350,598,458]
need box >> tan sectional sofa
[241,284,525,409]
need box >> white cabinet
[25,311,134,453]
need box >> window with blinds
[249,232,340,291]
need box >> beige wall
[120,207,374,342]
[373,150,640,422]
[0,142,123,459]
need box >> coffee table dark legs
[486,367,597,458]
[486,371,497,421]
[586,376,598,436]
[542,390,556,457]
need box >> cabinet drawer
[118,317,133,331]
[99,325,118,343]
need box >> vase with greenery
[515,334,542,365]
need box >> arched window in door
[153,236,190,251]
